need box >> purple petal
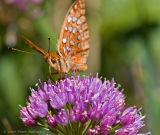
[20,106,37,127]
[47,114,57,128]
[55,109,68,126]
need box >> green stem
[109,123,121,135]
[37,121,58,134]
[82,120,93,135]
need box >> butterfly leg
[48,65,53,81]
[46,72,59,84]
[75,67,78,79]
[68,64,79,79]
[46,65,58,83]
[60,70,63,80]
[49,65,51,75]
[67,64,76,74]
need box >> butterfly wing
[57,0,90,70]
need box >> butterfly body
[45,51,87,74]
[21,0,89,74]
[45,52,71,74]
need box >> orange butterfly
[21,0,90,74]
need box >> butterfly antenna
[48,36,51,53]
[8,47,36,55]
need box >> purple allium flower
[47,114,57,128]
[116,107,146,135]
[79,110,89,123]
[20,106,37,127]
[55,109,68,126]
[87,125,101,135]
[28,89,48,118]
[20,75,149,134]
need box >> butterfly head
[44,52,60,71]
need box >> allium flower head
[20,75,149,135]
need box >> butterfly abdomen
[59,58,71,73]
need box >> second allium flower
[20,75,149,135]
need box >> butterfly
[20,0,90,74]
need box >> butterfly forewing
[57,0,90,70]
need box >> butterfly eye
[51,59,56,65]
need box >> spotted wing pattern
[57,0,90,69]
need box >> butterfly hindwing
[57,0,90,70]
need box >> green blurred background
[0,0,160,134]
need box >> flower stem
[82,120,94,135]
[109,123,121,135]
